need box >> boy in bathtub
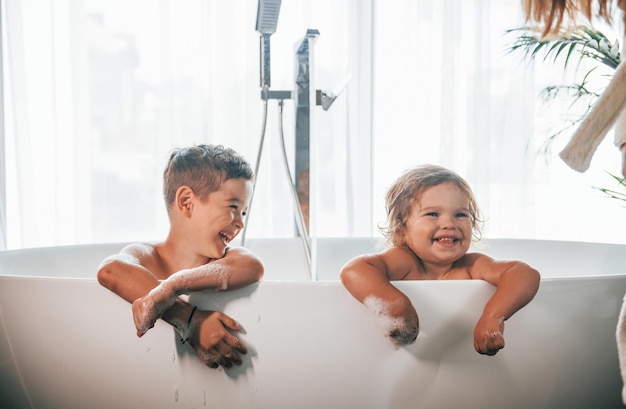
[340,164,540,355]
[97,144,264,369]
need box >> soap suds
[132,286,170,335]
[364,295,418,346]
[174,264,233,293]
[132,263,233,336]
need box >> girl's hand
[473,313,505,356]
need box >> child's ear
[175,186,195,217]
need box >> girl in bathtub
[97,144,264,369]
[340,164,540,355]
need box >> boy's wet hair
[381,164,483,247]
[163,144,253,208]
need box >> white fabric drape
[2,0,624,249]
[371,0,624,244]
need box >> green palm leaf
[506,24,625,205]
[595,173,626,203]
[506,26,620,70]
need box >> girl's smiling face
[404,182,473,267]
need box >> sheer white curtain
[2,0,625,250]
[371,0,625,244]
[2,0,372,248]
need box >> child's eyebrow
[227,197,250,206]
[419,206,470,212]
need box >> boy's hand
[473,313,505,356]
[186,309,248,369]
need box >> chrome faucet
[247,0,345,280]
[255,26,327,235]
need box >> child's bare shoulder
[379,246,419,280]
[463,252,535,281]
[121,242,157,256]
[460,252,493,265]
[224,246,255,257]
[117,242,160,265]
[357,246,412,264]
[450,252,490,277]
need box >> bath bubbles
[177,264,233,293]
[132,295,160,335]
[364,295,418,346]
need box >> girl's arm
[469,254,541,355]
[340,248,419,346]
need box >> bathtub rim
[0,237,625,281]
[2,235,626,252]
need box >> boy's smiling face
[191,177,252,259]
[404,182,472,267]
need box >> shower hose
[241,99,313,279]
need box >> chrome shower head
[256,0,282,93]
[256,0,281,35]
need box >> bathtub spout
[317,73,352,111]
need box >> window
[2,0,624,249]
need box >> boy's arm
[97,247,198,339]
[163,247,264,295]
[174,247,262,368]
[220,246,265,287]
[340,248,419,346]
[470,255,541,355]
[96,244,260,369]
[97,244,165,304]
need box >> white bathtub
[0,238,625,409]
